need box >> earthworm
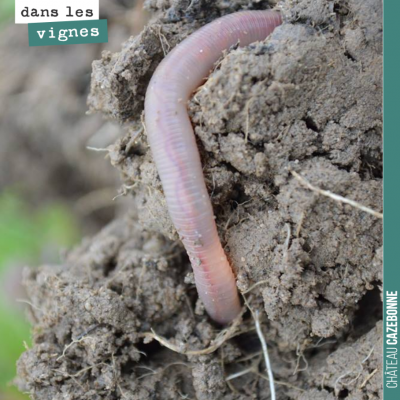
[145,10,282,324]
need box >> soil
[16,0,383,399]
[0,0,147,232]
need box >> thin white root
[226,367,254,381]
[290,170,383,219]
[293,343,309,375]
[241,280,270,294]
[359,368,378,389]
[56,336,94,361]
[226,367,305,393]
[142,308,245,355]
[86,146,111,152]
[112,184,137,201]
[153,26,171,56]
[16,298,44,313]
[255,372,305,392]
[254,310,276,400]
[136,362,190,380]
[334,346,375,395]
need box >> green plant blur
[0,191,80,399]
[0,0,14,25]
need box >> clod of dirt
[17,0,382,398]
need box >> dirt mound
[17,0,383,398]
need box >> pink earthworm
[144,10,282,324]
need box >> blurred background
[0,1,147,398]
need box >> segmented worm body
[145,10,282,324]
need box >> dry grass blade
[290,170,383,219]
[254,310,276,400]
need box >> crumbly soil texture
[17,0,383,399]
